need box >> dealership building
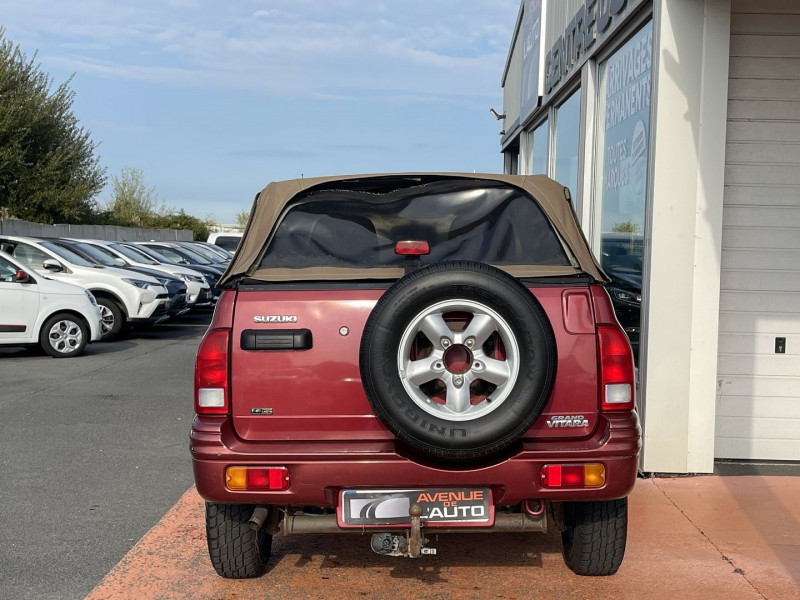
[498,0,799,472]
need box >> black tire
[96,297,125,341]
[360,260,557,462]
[561,498,628,576]
[39,313,89,358]
[206,503,272,579]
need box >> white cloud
[252,9,280,18]
[2,0,519,101]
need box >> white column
[641,0,731,473]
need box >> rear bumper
[191,412,641,507]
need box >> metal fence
[0,219,193,242]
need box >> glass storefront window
[505,148,519,174]
[594,21,653,366]
[530,119,549,175]
[554,90,581,199]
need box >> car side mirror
[42,258,63,272]
[15,269,32,283]
[113,258,125,267]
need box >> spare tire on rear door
[359,260,557,462]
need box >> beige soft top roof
[220,173,608,286]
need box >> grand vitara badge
[253,315,298,323]
[545,415,590,428]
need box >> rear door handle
[240,329,313,351]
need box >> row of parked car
[0,235,234,358]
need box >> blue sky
[2,0,520,225]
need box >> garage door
[715,0,800,460]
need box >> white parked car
[0,252,102,357]
[77,239,213,308]
[207,231,242,253]
[0,236,170,340]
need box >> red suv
[191,174,640,578]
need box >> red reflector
[194,328,230,415]
[543,464,562,487]
[395,240,430,256]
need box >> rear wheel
[96,297,125,341]
[39,313,88,358]
[206,503,273,579]
[561,498,628,576]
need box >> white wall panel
[716,0,800,460]
[728,77,800,100]
[723,185,800,206]
[719,313,800,334]
[722,269,800,292]
[717,377,800,400]
[715,438,800,460]
[722,248,800,271]
[728,57,800,79]
[731,13,800,33]
[725,142,800,163]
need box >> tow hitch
[370,503,437,558]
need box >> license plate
[339,488,492,527]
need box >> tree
[0,28,105,223]
[104,166,166,226]
[100,167,214,240]
[150,209,215,242]
[612,220,641,235]
[234,209,249,228]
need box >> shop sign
[602,23,652,209]
[544,0,646,100]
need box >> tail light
[598,325,635,411]
[541,464,606,488]
[194,328,230,415]
[226,466,290,491]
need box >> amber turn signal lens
[584,463,607,487]
[226,467,248,490]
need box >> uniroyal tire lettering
[404,408,467,437]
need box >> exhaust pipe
[249,506,270,531]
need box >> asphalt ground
[0,312,210,600]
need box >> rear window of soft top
[258,179,570,270]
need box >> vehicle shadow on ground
[129,312,213,341]
[0,342,133,359]
[272,529,559,583]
